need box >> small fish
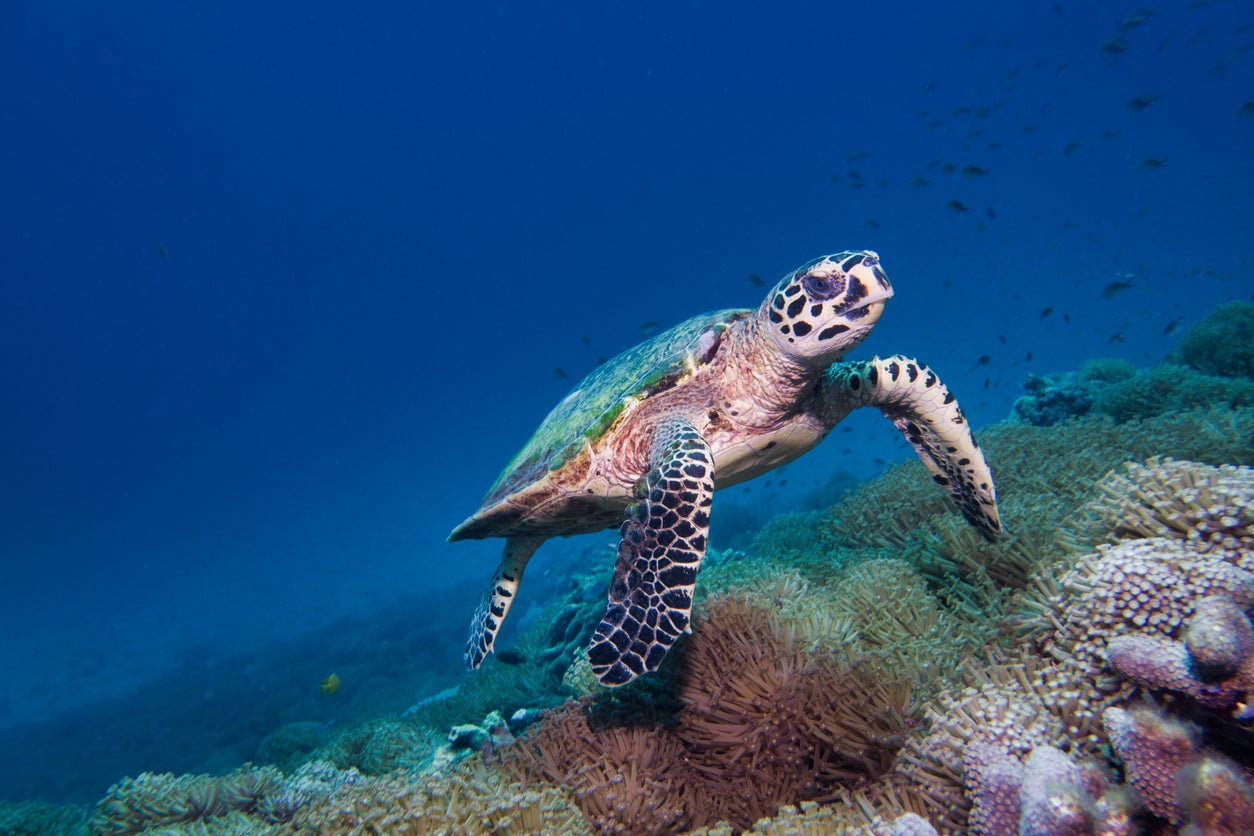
[847,168,864,181]
[984,206,997,220]
[551,367,568,379]
[962,164,991,178]
[746,273,765,287]
[829,174,841,183]
[922,119,943,131]
[1063,139,1083,156]
[1098,130,1119,140]
[1163,318,1182,335]
[986,141,1003,152]
[639,321,662,334]
[911,176,931,189]
[1025,351,1033,362]
[155,242,168,258]
[1102,279,1135,299]
[1125,94,1161,112]
[1138,157,1168,170]
[984,378,991,390]
[1099,38,1130,57]
[320,673,341,695]
[1238,101,1254,119]
[946,199,972,213]
[942,163,957,175]
[1040,306,1054,318]
[975,354,992,367]
[863,218,882,229]
[1022,123,1038,134]
[1108,332,1126,345]
[846,151,870,162]
[998,335,1008,344]
[1120,8,1157,33]
[581,335,592,346]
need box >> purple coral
[963,741,1023,835]
[1186,595,1254,680]
[1177,755,1254,836]
[890,812,940,836]
[1103,706,1200,824]
[1019,745,1096,836]
[1106,595,1254,717]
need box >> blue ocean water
[0,0,1249,806]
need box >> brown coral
[501,701,698,835]
[673,592,913,829]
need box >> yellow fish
[319,673,341,695]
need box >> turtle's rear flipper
[464,535,545,670]
[822,354,1001,539]
[589,420,714,686]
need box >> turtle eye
[801,270,845,301]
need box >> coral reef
[1166,299,1254,380]
[1014,301,1254,426]
[72,332,1254,836]
[0,799,87,836]
[1105,594,1254,718]
[89,766,284,835]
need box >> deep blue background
[1,0,1251,797]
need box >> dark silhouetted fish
[1138,157,1168,170]
[1239,102,1254,118]
[1040,306,1054,318]
[1126,94,1161,112]
[946,199,972,213]
[746,273,765,287]
[911,176,931,189]
[1099,38,1130,57]
[1120,8,1157,32]
[1101,279,1135,299]
[962,164,991,178]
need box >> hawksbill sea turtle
[450,250,1001,686]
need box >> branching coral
[894,649,1083,833]
[673,592,913,830]
[1063,457,1254,563]
[291,757,589,835]
[1105,593,1254,719]
[89,766,284,835]
[1010,536,1254,730]
[500,701,698,835]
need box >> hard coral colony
[30,301,1252,834]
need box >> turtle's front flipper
[588,420,714,686]
[464,535,545,670]
[821,355,1001,539]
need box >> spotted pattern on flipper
[464,536,544,670]
[588,420,713,686]
[826,354,1001,538]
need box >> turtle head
[761,250,893,363]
